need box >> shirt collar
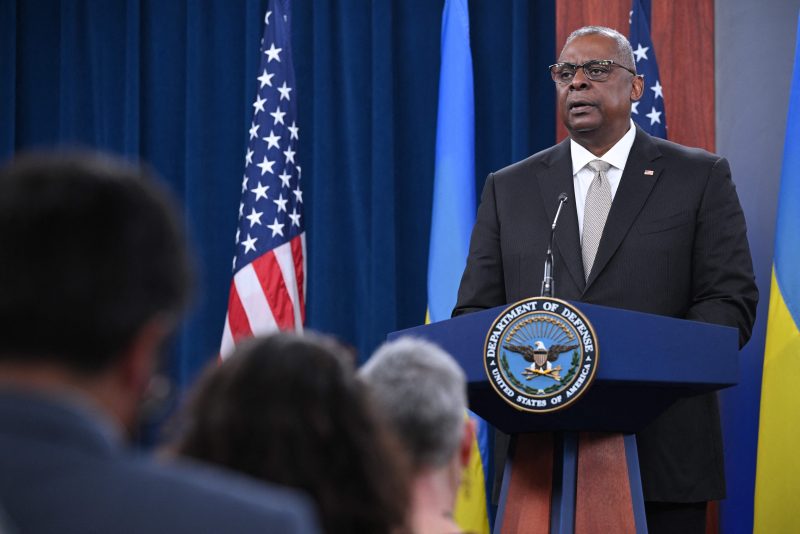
[570,119,637,175]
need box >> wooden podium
[389,301,739,534]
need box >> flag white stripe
[220,313,236,359]
[233,263,279,335]
[273,239,302,330]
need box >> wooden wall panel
[555,0,630,45]
[653,1,715,151]
[554,0,715,152]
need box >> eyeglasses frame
[548,59,640,84]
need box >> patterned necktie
[582,160,612,281]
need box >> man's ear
[116,317,173,403]
[631,74,645,102]
[459,418,477,468]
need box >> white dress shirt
[570,120,637,237]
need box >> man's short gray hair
[563,26,636,72]
[359,337,467,470]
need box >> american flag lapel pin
[644,169,655,175]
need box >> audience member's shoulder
[0,502,19,534]
[123,455,320,533]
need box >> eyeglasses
[549,60,638,84]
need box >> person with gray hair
[359,337,475,534]
[564,26,637,71]
[454,23,757,533]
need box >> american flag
[220,0,305,358]
[629,0,667,138]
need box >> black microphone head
[558,192,568,203]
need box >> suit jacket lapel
[538,138,585,293]
[584,127,664,291]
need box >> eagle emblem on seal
[504,340,578,381]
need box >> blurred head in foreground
[173,332,410,534]
[0,150,191,431]
[359,337,474,534]
[0,149,321,534]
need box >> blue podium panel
[388,301,739,434]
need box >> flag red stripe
[291,234,306,323]
[251,251,296,330]
[227,282,253,342]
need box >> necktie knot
[587,159,611,174]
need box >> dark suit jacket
[454,127,758,502]
[0,389,320,534]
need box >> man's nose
[569,69,591,90]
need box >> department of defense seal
[483,297,598,413]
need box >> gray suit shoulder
[115,456,321,534]
[0,391,318,534]
[4,450,321,534]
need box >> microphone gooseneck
[541,193,568,297]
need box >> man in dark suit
[0,152,319,534]
[454,26,758,533]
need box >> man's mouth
[568,101,595,114]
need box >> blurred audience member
[360,337,475,534]
[0,151,318,534]
[0,503,19,534]
[172,332,410,534]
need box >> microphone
[541,193,568,297]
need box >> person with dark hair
[359,337,475,534]
[0,151,319,534]
[172,332,410,534]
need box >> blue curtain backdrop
[0,3,771,530]
[0,0,555,394]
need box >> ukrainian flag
[427,1,491,532]
[753,12,800,533]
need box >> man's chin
[566,121,601,135]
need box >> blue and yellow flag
[753,12,800,533]
[427,0,475,322]
[427,1,491,532]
